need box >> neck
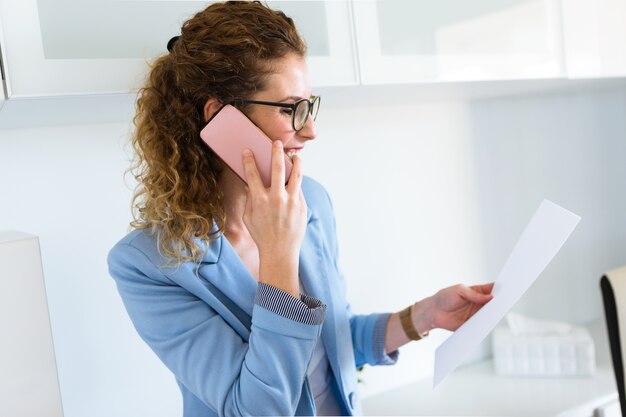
[219,168,250,240]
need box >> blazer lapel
[200,206,319,322]
[201,236,257,318]
[161,235,257,341]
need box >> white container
[492,325,596,376]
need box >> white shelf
[0,93,136,129]
[362,319,618,416]
[316,76,626,108]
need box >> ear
[203,98,223,122]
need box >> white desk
[363,320,618,416]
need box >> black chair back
[600,266,626,415]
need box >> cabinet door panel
[269,1,359,86]
[0,0,192,97]
[562,0,626,78]
[0,0,356,98]
[353,0,564,84]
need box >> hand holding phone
[200,104,293,187]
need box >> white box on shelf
[492,324,596,376]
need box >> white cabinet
[352,0,565,84]
[0,0,357,98]
[2,0,626,98]
[269,1,358,87]
[0,0,183,97]
[0,231,64,417]
[561,0,626,78]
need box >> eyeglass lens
[293,97,320,131]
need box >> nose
[298,114,317,141]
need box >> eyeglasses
[230,96,321,132]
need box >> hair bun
[167,36,180,52]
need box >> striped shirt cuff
[255,283,327,326]
[374,313,399,365]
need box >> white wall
[1,85,625,416]
[313,86,626,397]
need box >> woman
[108,2,493,416]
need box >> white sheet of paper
[433,199,581,388]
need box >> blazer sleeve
[318,184,399,368]
[108,242,325,417]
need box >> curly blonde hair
[129,1,307,264]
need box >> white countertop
[363,319,618,416]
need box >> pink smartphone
[200,104,293,188]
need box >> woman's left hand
[386,282,495,353]
[425,283,494,332]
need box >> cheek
[252,111,294,143]
[266,125,295,145]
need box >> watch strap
[399,304,428,341]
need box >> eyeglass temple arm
[231,99,294,109]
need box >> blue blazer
[108,177,397,416]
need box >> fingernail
[273,140,282,149]
[243,149,252,157]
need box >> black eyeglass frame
[230,96,320,132]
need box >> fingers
[286,154,303,195]
[242,149,264,190]
[460,284,493,304]
[477,282,495,294]
[242,184,253,226]
[270,140,286,190]
[242,141,304,209]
